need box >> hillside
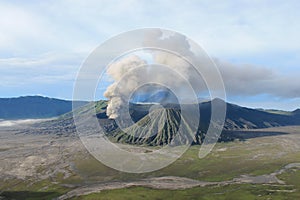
[0,96,88,119]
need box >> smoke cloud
[103,55,146,119]
[214,59,300,98]
[103,30,208,119]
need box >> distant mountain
[293,109,300,115]
[199,99,300,130]
[0,96,88,119]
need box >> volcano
[110,107,203,146]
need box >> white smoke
[104,30,208,119]
[104,55,146,119]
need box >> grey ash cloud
[215,59,300,98]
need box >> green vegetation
[0,178,70,200]
[72,160,300,200]
[73,182,298,200]
[71,136,300,182]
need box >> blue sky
[0,0,299,110]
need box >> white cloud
[0,52,82,86]
[1,1,299,56]
[0,2,55,53]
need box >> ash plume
[104,55,146,119]
[104,30,208,119]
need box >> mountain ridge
[0,95,88,119]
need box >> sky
[0,0,299,110]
